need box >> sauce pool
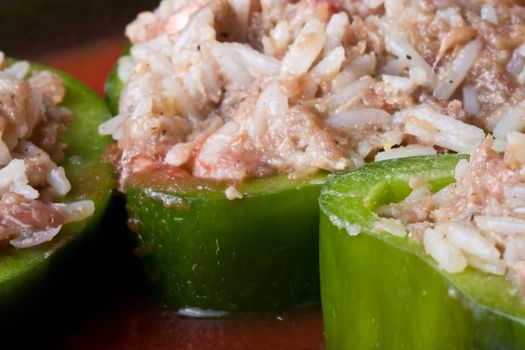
[34,36,325,350]
[66,297,324,350]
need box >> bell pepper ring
[105,43,334,311]
[319,154,525,350]
[0,62,114,319]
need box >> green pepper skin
[0,64,113,313]
[319,155,525,350]
[126,173,324,311]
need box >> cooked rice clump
[0,55,94,248]
[101,0,525,186]
[377,134,525,296]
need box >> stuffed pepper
[0,56,113,311]
[319,0,525,348]
[320,142,525,349]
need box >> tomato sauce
[34,36,324,350]
[66,297,323,350]
[34,36,127,96]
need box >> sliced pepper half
[0,63,114,313]
[319,155,525,350]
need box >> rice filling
[377,134,525,296]
[0,56,94,248]
[102,0,525,220]
[101,0,524,188]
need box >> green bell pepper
[0,63,113,314]
[106,55,328,311]
[319,154,525,349]
[126,172,324,311]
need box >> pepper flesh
[319,155,525,349]
[0,63,114,311]
[126,172,324,311]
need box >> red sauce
[66,297,323,350]
[35,36,325,349]
[34,35,127,96]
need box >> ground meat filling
[101,0,525,189]
[377,134,525,296]
[0,55,94,248]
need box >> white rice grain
[503,237,525,265]
[231,43,280,76]
[445,222,501,262]
[374,217,407,237]
[165,142,194,166]
[0,133,11,166]
[434,39,482,100]
[465,253,505,275]
[5,61,30,80]
[384,32,434,87]
[462,85,480,117]
[481,4,498,24]
[332,54,377,91]
[99,114,128,136]
[327,76,373,112]
[424,226,468,273]
[210,43,254,89]
[0,159,38,200]
[10,225,62,249]
[504,184,525,213]
[375,145,437,161]
[324,12,350,55]
[454,159,470,181]
[117,56,135,85]
[327,108,391,130]
[311,46,345,83]
[61,200,95,224]
[492,102,525,151]
[382,75,417,93]
[280,19,326,78]
[395,105,486,153]
[475,216,525,236]
[47,167,72,196]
